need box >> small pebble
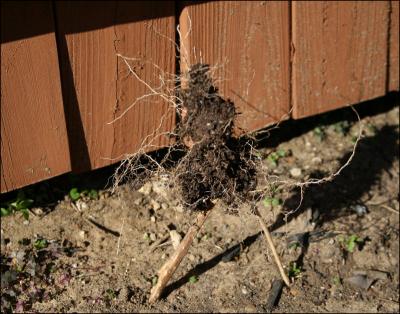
[150,200,161,211]
[76,200,88,211]
[161,203,168,210]
[133,198,142,206]
[241,287,248,295]
[352,204,368,216]
[290,167,302,177]
[170,230,182,250]
[150,216,156,223]
[31,207,44,215]
[149,233,157,242]
[174,205,184,213]
[312,156,322,164]
[138,183,152,195]
[79,230,87,239]
[152,181,168,198]
[188,254,196,262]
[345,274,374,290]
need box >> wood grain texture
[292,1,390,119]
[1,1,71,193]
[55,1,176,172]
[389,0,399,91]
[180,1,290,133]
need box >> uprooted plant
[110,30,362,302]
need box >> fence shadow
[160,98,399,299]
[270,123,399,231]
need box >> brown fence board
[55,1,176,172]
[389,0,399,91]
[1,1,71,193]
[180,1,290,133]
[292,1,390,119]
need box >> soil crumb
[177,64,257,211]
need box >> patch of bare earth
[1,104,399,313]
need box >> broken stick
[258,216,291,287]
[149,203,214,303]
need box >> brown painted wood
[180,1,290,133]
[389,0,399,91]
[1,1,71,193]
[292,1,390,119]
[55,1,176,172]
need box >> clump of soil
[176,64,257,211]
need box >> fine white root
[258,215,291,287]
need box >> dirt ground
[1,98,399,313]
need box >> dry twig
[149,203,214,303]
[258,216,291,287]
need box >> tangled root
[175,64,257,211]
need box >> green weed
[313,126,327,141]
[33,238,48,250]
[338,234,364,253]
[69,188,98,201]
[0,191,33,220]
[288,262,302,279]
[263,196,282,207]
[188,275,198,284]
[332,121,350,136]
[267,149,286,166]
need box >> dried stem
[149,204,214,303]
[258,216,291,287]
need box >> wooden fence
[1,1,399,193]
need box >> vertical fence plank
[180,1,290,133]
[292,1,390,119]
[389,0,399,91]
[55,1,176,172]
[1,1,71,193]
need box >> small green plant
[69,188,99,201]
[143,233,151,242]
[188,275,198,284]
[33,238,48,250]
[332,121,350,136]
[263,196,282,207]
[332,276,341,286]
[202,233,212,241]
[288,242,301,250]
[288,262,302,278]
[338,235,364,253]
[266,149,286,166]
[152,276,158,286]
[313,126,326,141]
[0,191,33,220]
[105,288,116,300]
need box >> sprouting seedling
[33,238,48,250]
[263,196,282,207]
[332,276,341,286]
[0,191,33,220]
[288,262,302,279]
[332,120,351,136]
[313,126,326,141]
[104,288,117,300]
[338,235,364,253]
[267,149,286,166]
[188,275,198,284]
[288,242,301,250]
[69,188,99,202]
